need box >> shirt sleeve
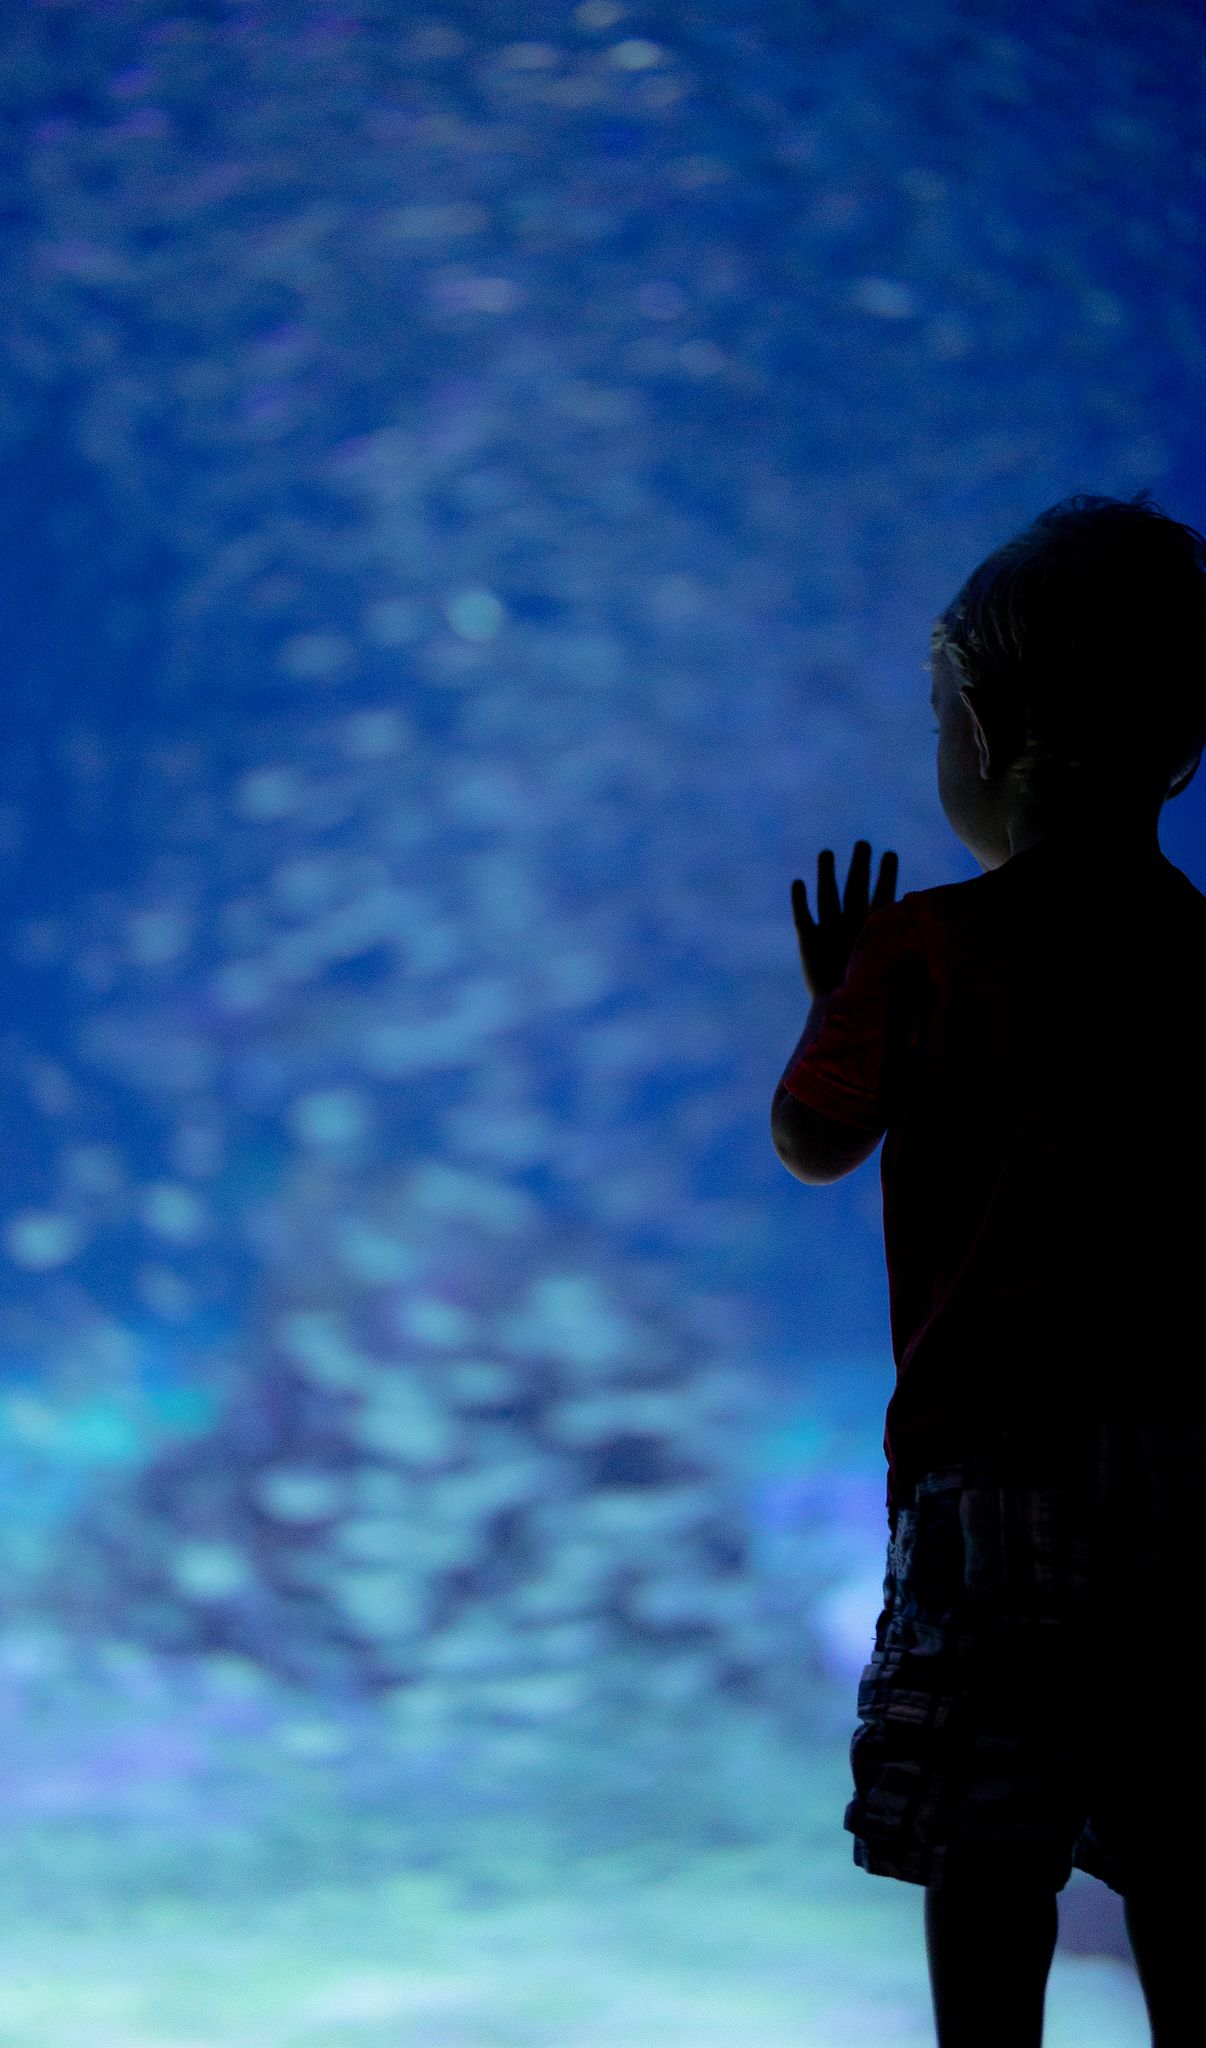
[782,899,929,1134]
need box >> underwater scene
[0,0,1203,2040]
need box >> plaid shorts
[845,1417,1206,1896]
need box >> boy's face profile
[927,631,1015,873]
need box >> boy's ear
[1167,754,1201,800]
[959,685,996,781]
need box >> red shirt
[782,835,1206,1518]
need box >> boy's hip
[846,1419,1203,1893]
[887,1414,1206,1626]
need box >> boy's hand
[791,840,899,1001]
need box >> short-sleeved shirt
[781,832,1206,1517]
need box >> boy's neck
[1004,804,1163,863]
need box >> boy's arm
[771,990,884,1185]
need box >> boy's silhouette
[772,490,1206,2047]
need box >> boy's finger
[817,849,841,924]
[872,849,900,906]
[790,878,813,926]
[846,839,871,907]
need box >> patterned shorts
[845,1417,1206,1896]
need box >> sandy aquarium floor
[0,1861,1151,2048]
[0,1742,1149,2048]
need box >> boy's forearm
[776,989,836,1093]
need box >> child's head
[929,489,1206,868]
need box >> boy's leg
[924,1880,1058,2048]
[1123,1885,1200,2048]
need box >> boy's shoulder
[893,851,1206,977]
[846,878,982,963]
[899,850,1206,920]
[898,875,984,914]
[891,872,988,933]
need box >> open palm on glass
[791,840,899,1002]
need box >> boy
[771,490,1206,2048]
